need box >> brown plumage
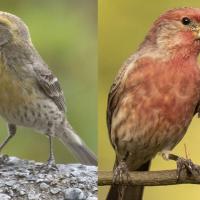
[107,8,200,199]
[0,11,97,166]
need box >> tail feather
[59,122,97,166]
[107,159,151,200]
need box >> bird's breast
[0,68,37,112]
[123,61,200,125]
[111,60,200,164]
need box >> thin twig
[184,143,190,159]
[98,169,200,186]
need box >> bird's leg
[162,151,200,179]
[0,124,16,152]
[113,152,130,200]
[47,135,56,167]
[37,135,57,172]
[113,152,130,185]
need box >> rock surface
[0,156,97,200]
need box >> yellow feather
[0,65,36,110]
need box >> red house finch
[0,12,97,166]
[107,7,200,200]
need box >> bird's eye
[181,17,191,25]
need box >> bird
[106,7,200,200]
[0,11,97,166]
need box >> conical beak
[196,26,200,39]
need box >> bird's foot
[0,154,9,165]
[37,158,58,173]
[162,153,200,181]
[38,164,58,173]
[46,157,58,171]
[176,157,200,179]
[113,160,130,199]
[113,160,130,185]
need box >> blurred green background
[0,0,97,163]
[99,1,200,199]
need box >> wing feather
[34,67,66,113]
[107,54,137,135]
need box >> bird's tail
[107,159,151,200]
[59,121,97,166]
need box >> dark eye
[181,17,191,25]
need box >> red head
[141,8,200,57]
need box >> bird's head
[142,7,200,55]
[0,11,31,46]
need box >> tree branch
[0,155,97,200]
[98,169,200,186]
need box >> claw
[46,162,58,171]
[0,154,9,165]
[113,161,130,185]
[176,157,200,180]
[112,160,130,199]
[37,159,58,173]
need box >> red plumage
[107,7,200,200]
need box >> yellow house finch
[0,12,97,166]
[107,7,200,199]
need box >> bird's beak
[196,25,200,39]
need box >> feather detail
[34,67,66,112]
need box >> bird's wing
[107,68,125,135]
[107,54,137,135]
[34,66,66,113]
[2,43,66,113]
[194,101,200,117]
